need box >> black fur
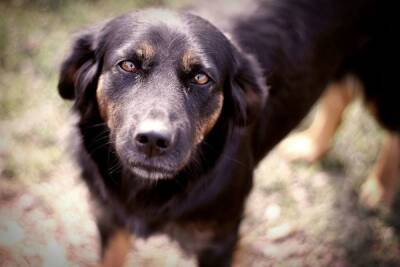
[58,1,397,266]
[232,0,398,163]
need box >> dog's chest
[123,210,215,253]
[164,221,215,254]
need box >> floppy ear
[228,51,267,127]
[58,27,101,101]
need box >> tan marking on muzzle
[195,94,224,144]
[96,75,117,128]
[96,76,109,120]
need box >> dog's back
[228,0,399,160]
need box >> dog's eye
[191,73,209,85]
[119,60,137,72]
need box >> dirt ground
[1,1,400,266]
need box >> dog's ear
[58,26,102,101]
[227,51,267,127]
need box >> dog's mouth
[129,162,176,180]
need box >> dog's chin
[129,164,177,180]
[120,150,193,180]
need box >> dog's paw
[359,175,395,211]
[279,132,330,163]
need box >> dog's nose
[134,120,173,157]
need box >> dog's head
[59,9,266,180]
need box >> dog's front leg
[95,214,131,267]
[360,132,400,209]
[100,229,131,267]
[196,231,239,267]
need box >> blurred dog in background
[280,76,399,210]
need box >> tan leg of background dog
[99,229,131,267]
[280,77,355,162]
[360,133,400,209]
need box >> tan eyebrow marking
[136,42,155,61]
[182,50,201,72]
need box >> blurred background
[0,0,399,266]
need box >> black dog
[58,1,396,266]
